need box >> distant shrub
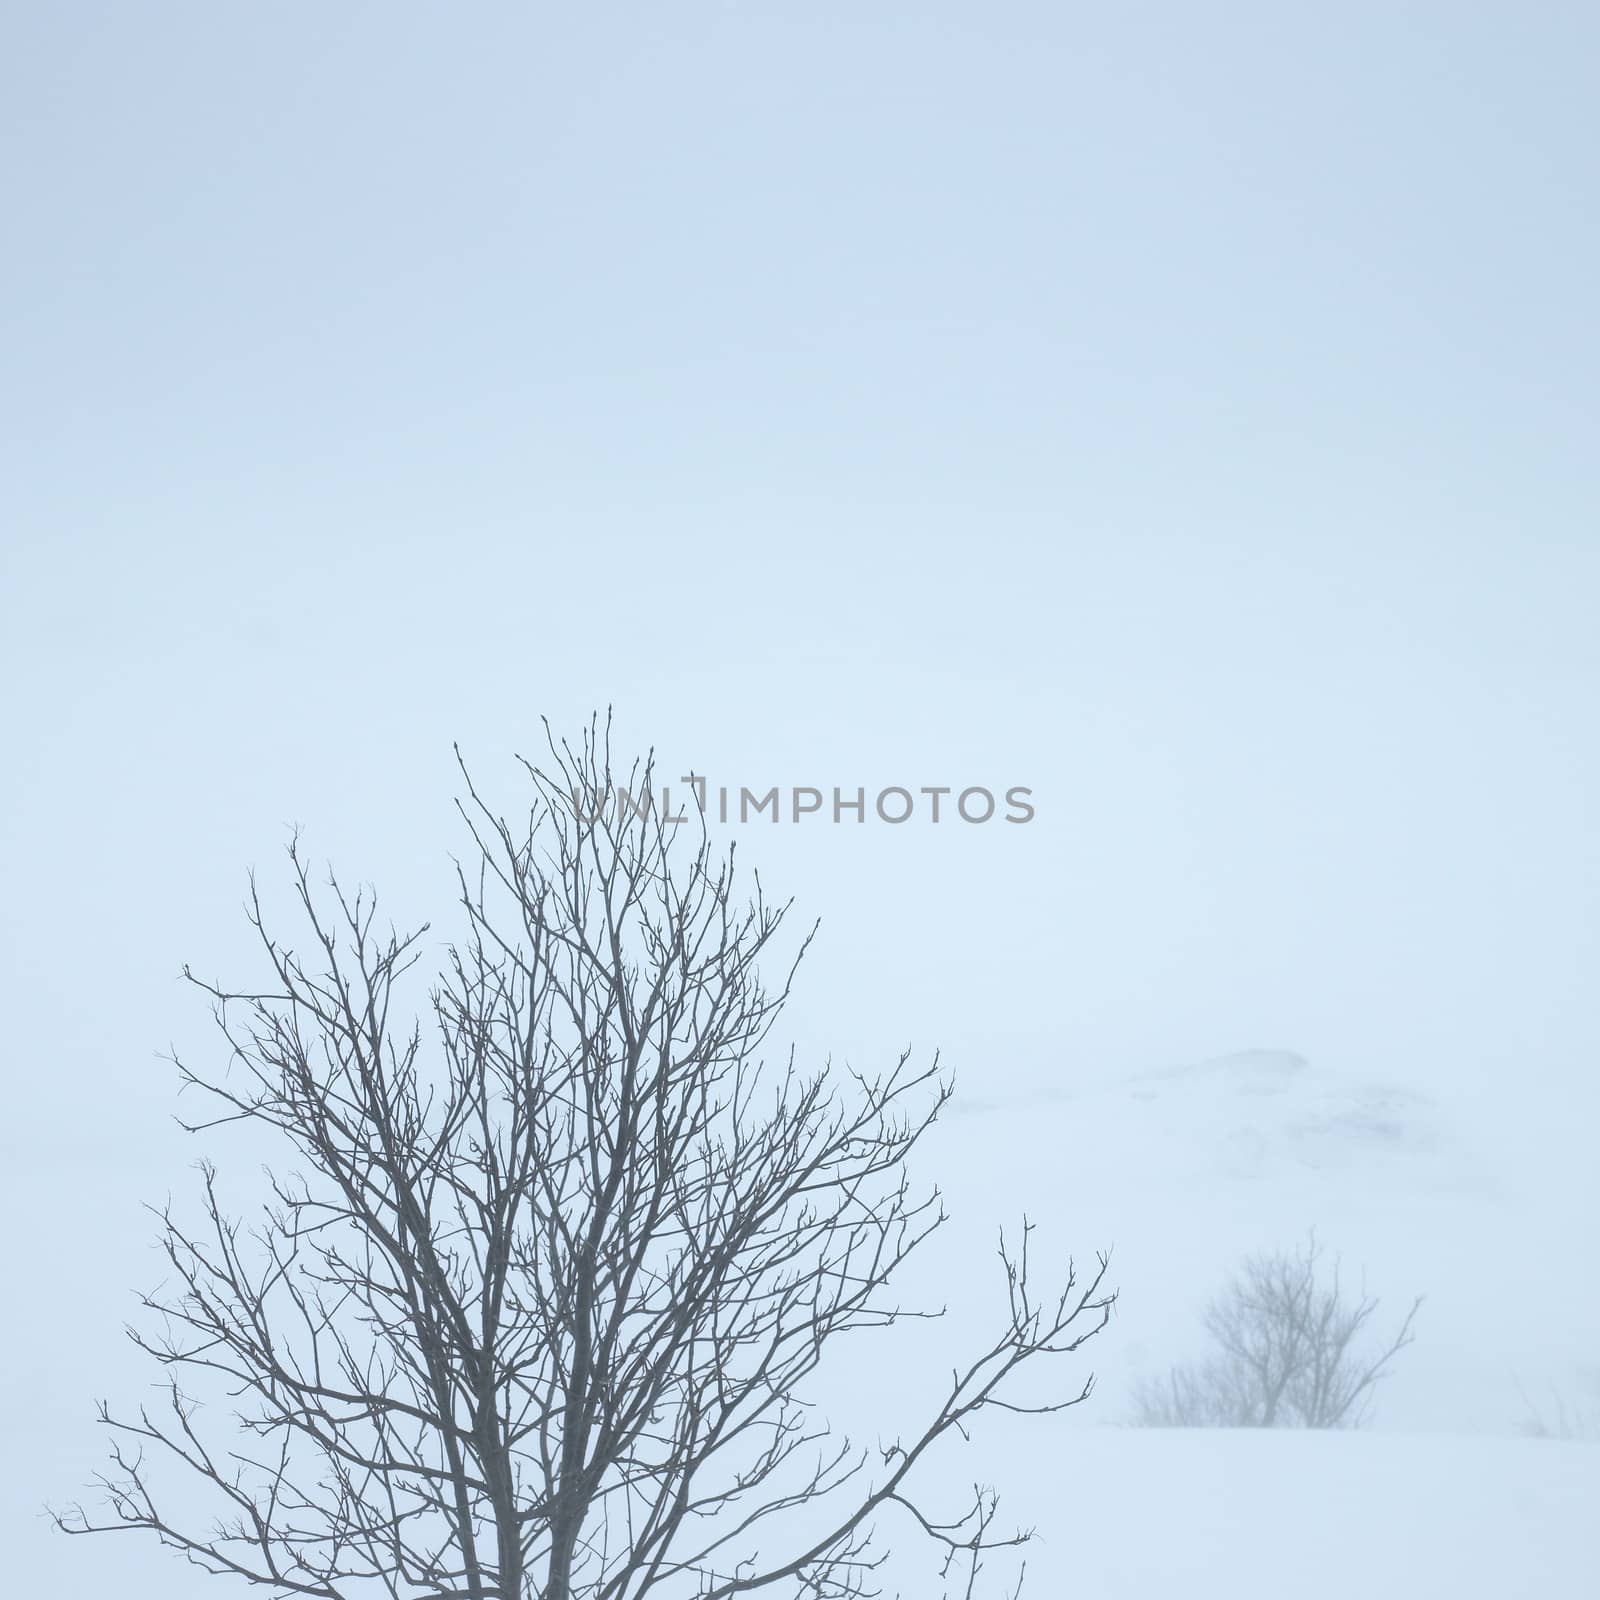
[1516,1374,1600,1442]
[1133,1233,1422,1429]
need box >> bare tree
[56,722,1113,1599]
[1132,1233,1419,1429]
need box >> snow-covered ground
[20,1045,1595,1596]
[1009,1428,1597,1596]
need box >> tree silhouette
[57,722,1112,1599]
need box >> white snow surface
[1007,1428,1596,1597]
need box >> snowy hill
[935,1048,1594,1436]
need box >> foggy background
[3,4,1597,1593]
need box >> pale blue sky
[3,5,1598,1594]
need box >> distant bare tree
[1132,1233,1419,1429]
[55,721,1113,1600]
